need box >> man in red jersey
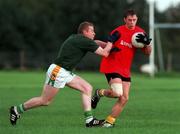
[91,9,152,127]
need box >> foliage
[0,0,179,70]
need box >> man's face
[124,15,138,30]
[83,26,95,40]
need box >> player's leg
[102,77,123,97]
[10,84,59,125]
[91,74,123,109]
[91,89,117,109]
[9,64,61,125]
[102,81,131,127]
[66,75,104,127]
[24,85,59,110]
[67,75,92,111]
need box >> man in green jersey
[9,21,119,127]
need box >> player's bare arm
[94,40,107,48]
[95,30,121,57]
[95,42,112,57]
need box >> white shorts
[45,64,76,88]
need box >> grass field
[0,71,180,134]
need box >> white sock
[85,116,93,123]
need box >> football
[131,32,145,48]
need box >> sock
[17,104,25,114]
[99,89,105,96]
[105,115,116,124]
[84,110,93,123]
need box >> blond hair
[77,21,94,34]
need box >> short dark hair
[123,9,137,18]
[77,21,94,34]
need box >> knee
[41,98,52,106]
[120,95,129,105]
[111,83,123,97]
[83,84,93,95]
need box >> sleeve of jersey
[79,38,99,52]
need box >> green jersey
[54,34,99,71]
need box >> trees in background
[0,0,179,71]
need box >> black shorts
[105,73,131,83]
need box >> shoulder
[73,35,98,50]
[70,34,94,44]
[110,25,124,35]
[112,25,124,31]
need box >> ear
[82,29,87,35]
[123,18,126,23]
[83,28,89,34]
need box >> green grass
[0,71,180,134]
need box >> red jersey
[100,25,144,77]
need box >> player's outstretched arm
[94,40,107,48]
[94,31,120,57]
[95,42,112,57]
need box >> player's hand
[107,31,120,43]
[136,33,152,45]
